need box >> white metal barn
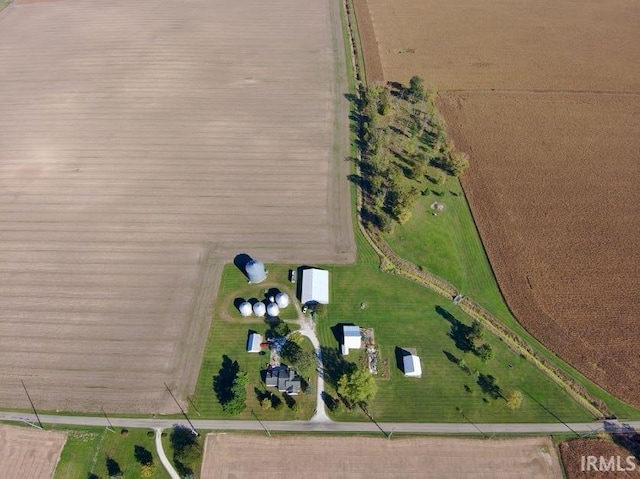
[342,325,361,355]
[247,332,263,353]
[300,268,329,304]
[403,354,422,377]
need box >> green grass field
[316,261,596,423]
[190,264,316,419]
[53,426,168,479]
[383,170,513,322]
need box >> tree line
[357,76,469,232]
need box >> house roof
[265,366,301,394]
[301,268,329,304]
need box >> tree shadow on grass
[320,346,356,388]
[436,306,474,353]
[105,457,122,477]
[477,373,501,399]
[213,355,240,406]
[133,445,153,466]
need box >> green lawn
[190,264,316,419]
[317,262,595,423]
[53,426,168,479]
[383,169,513,321]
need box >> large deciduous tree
[337,368,378,408]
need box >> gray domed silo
[245,259,267,283]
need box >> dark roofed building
[265,365,301,395]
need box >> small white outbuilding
[252,302,266,317]
[342,325,361,355]
[403,353,422,378]
[247,332,263,353]
[301,268,329,305]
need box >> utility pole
[457,407,487,438]
[21,380,43,430]
[164,383,198,436]
[519,387,580,437]
[251,409,271,437]
[186,396,201,416]
[101,407,115,433]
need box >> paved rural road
[1,412,638,436]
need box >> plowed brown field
[0,425,66,479]
[201,434,564,479]
[357,0,640,407]
[0,0,353,413]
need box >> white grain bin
[266,302,280,317]
[275,292,290,308]
[238,301,252,317]
[245,259,267,283]
[253,302,266,317]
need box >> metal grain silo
[245,259,267,283]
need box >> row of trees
[213,355,249,416]
[358,76,469,232]
[170,426,203,478]
[450,318,494,363]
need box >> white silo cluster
[236,292,291,318]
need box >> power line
[164,383,198,436]
[101,407,115,433]
[21,380,43,430]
